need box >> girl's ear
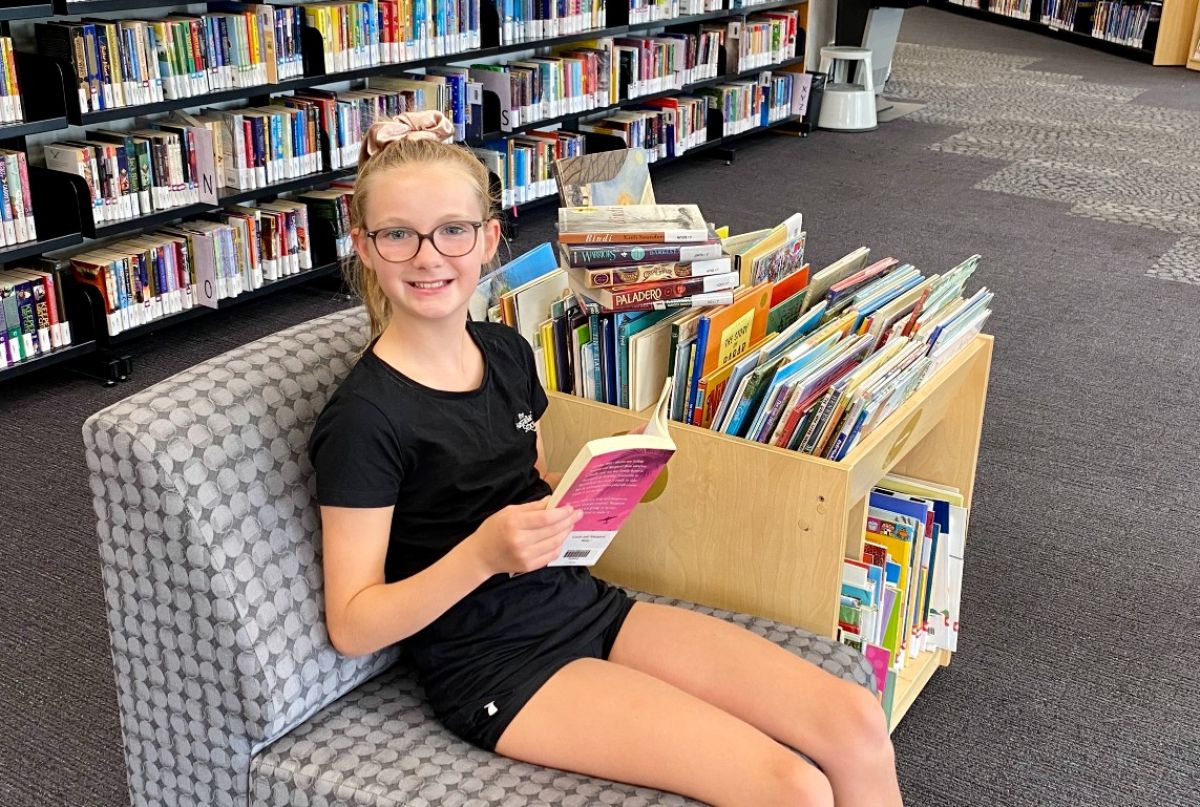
[351,227,373,270]
[481,218,503,263]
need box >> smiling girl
[308,111,903,807]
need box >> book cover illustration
[547,379,675,566]
[554,147,656,208]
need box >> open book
[547,380,676,566]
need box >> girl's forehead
[365,163,482,215]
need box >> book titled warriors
[557,204,710,244]
[547,379,675,566]
[563,240,723,268]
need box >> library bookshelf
[0,0,818,384]
[936,0,1200,65]
[542,332,994,731]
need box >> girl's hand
[466,497,582,576]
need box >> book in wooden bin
[557,204,709,244]
[547,379,675,566]
[553,147,656,208]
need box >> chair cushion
[249,592,875,807]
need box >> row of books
[298,186,355,260]
[308,0,482,66]
[629,0,722,25]
[497,0,606,44]
[36,8,305,114]
[987,0,1033,20]
[581,95,712,159]
[67,199,313,336]
[726,10,803,71]
[1040,0,1079,27]
[0,37,23,126]
[1091,1,1161,47]
[44,124,210,226]
[840,474,968,719]
[0,268,73,368]
[0,149,35,249]
[475,130,588,207]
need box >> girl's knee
[768,755,834,807]
[839,681,895,764]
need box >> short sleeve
[308,391,405,507]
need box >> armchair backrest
[84,307,400,807]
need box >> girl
[309,111,903,807]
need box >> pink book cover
[548,447,674,566]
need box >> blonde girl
[308,111,903,807]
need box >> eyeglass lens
[374,222,479,261]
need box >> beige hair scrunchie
[363,110,456,156]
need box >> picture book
[553,147,656,207]
[471,242,558,322]
[547,379,676,566]
[803,246,870,313]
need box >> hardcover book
[547,379,675,566]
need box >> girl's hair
[346,128,500,343]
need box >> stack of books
[559,204,736,316]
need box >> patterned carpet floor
[2,7,1198,807]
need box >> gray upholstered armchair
[84,307,875,807]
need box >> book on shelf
[0,36,24,126]
[0,267,74,368]
[838,475,969,718]
[546,378,676,566]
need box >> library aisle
[2,7,1198,807]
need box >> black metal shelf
[56,0,180,13]
[0,231,82,265]
[0,116,66,141]
[507,112,805,215]
[0,2,52,21]
[933,1,1157,63]
[218,168,357,207]
[66,0,811,125]
[91,203,211,241]
[104,262,342,346]
[480,54,806,141]
[0,340,96,383]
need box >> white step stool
[817,46,878,132]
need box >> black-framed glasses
[364,221,484,263]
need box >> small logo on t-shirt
[484,701,499,717]
[515,411,536,433]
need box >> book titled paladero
[547,379,675,566]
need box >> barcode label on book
[563,549,592,560]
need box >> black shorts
[406,566,635,751]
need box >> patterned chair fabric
[84,307,875,807]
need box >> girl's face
[354,162,501,324]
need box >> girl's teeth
[412,280,449,289]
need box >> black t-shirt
[309,320,552,584]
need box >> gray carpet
[3,7,1199,805]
